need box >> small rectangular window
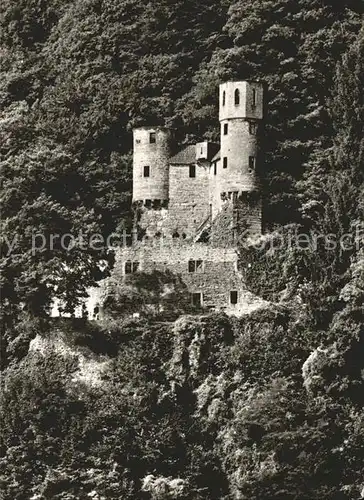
[252,88,257,107]
[191,292,202,307]
[214,163,217,175]
[249,122,257,135]
[223,123,228,135]
[189,164,196,178]
[196,260,203,272]
[136,139,141,144]
[149,132,156,143]
[223,157,228,169]
[230,290,238,305]
[249,156,256,171]
[143,165,150,177]
[125,261,139,274]
[188,260,203,273]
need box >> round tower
[218,81,264,197]
[132,127,173,204]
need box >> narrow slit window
[249,156,256,171]
[230,290,238,305]
[234,88,240,105]
[223,123,228,135]
[252,88,257,107]
[222,91,226,106]
[249,122,257,135]
[189,164,196,178]
[149,132,156,143]
[214,162,217,175]
[143,165,150,177]
[223,157,228,169]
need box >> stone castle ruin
[52,81,266,317]
[115,80,265,314]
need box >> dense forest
[1,0,364,498]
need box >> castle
[113,80,265,314]
[51,80,265,318]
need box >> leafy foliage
[1,1,364,499]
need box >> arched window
[234,88,240,105]
[222,91,226,106]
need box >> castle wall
[167,164,211,238]
[137,206,169,239]
[219,119,260,194]
[113,242,245,311]
[209,159,220,219]
[210,201,235,247]
[132,127,172,203]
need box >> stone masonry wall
[133,127,172,202]
[113,242,246,311]
[167,164,211,238]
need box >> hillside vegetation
[0,0,364,498]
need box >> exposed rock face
[141,474,187,499]
[302,344,340,394]
[29,334,110,388]
[166,314,235,387]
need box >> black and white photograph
[1,0,363,498]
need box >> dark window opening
[249,122,257,135]
[249,156,256,171]
[214,162,217,175]
[172,231,180,238]
[143,165,150,177]
[145,199,152,208]
[223,157,228,169]
[188,259,203,273]
[191,292,202,307]
[136,139,141,144]
[149,132,156,143]
[222,91,226,106]
[189,164,196,178]
[230,290,238,305]
[223,123,228,135]
[125,261,139,274]
[201,147,203,154]
[234,89,240,105]
[252,88,257,107]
